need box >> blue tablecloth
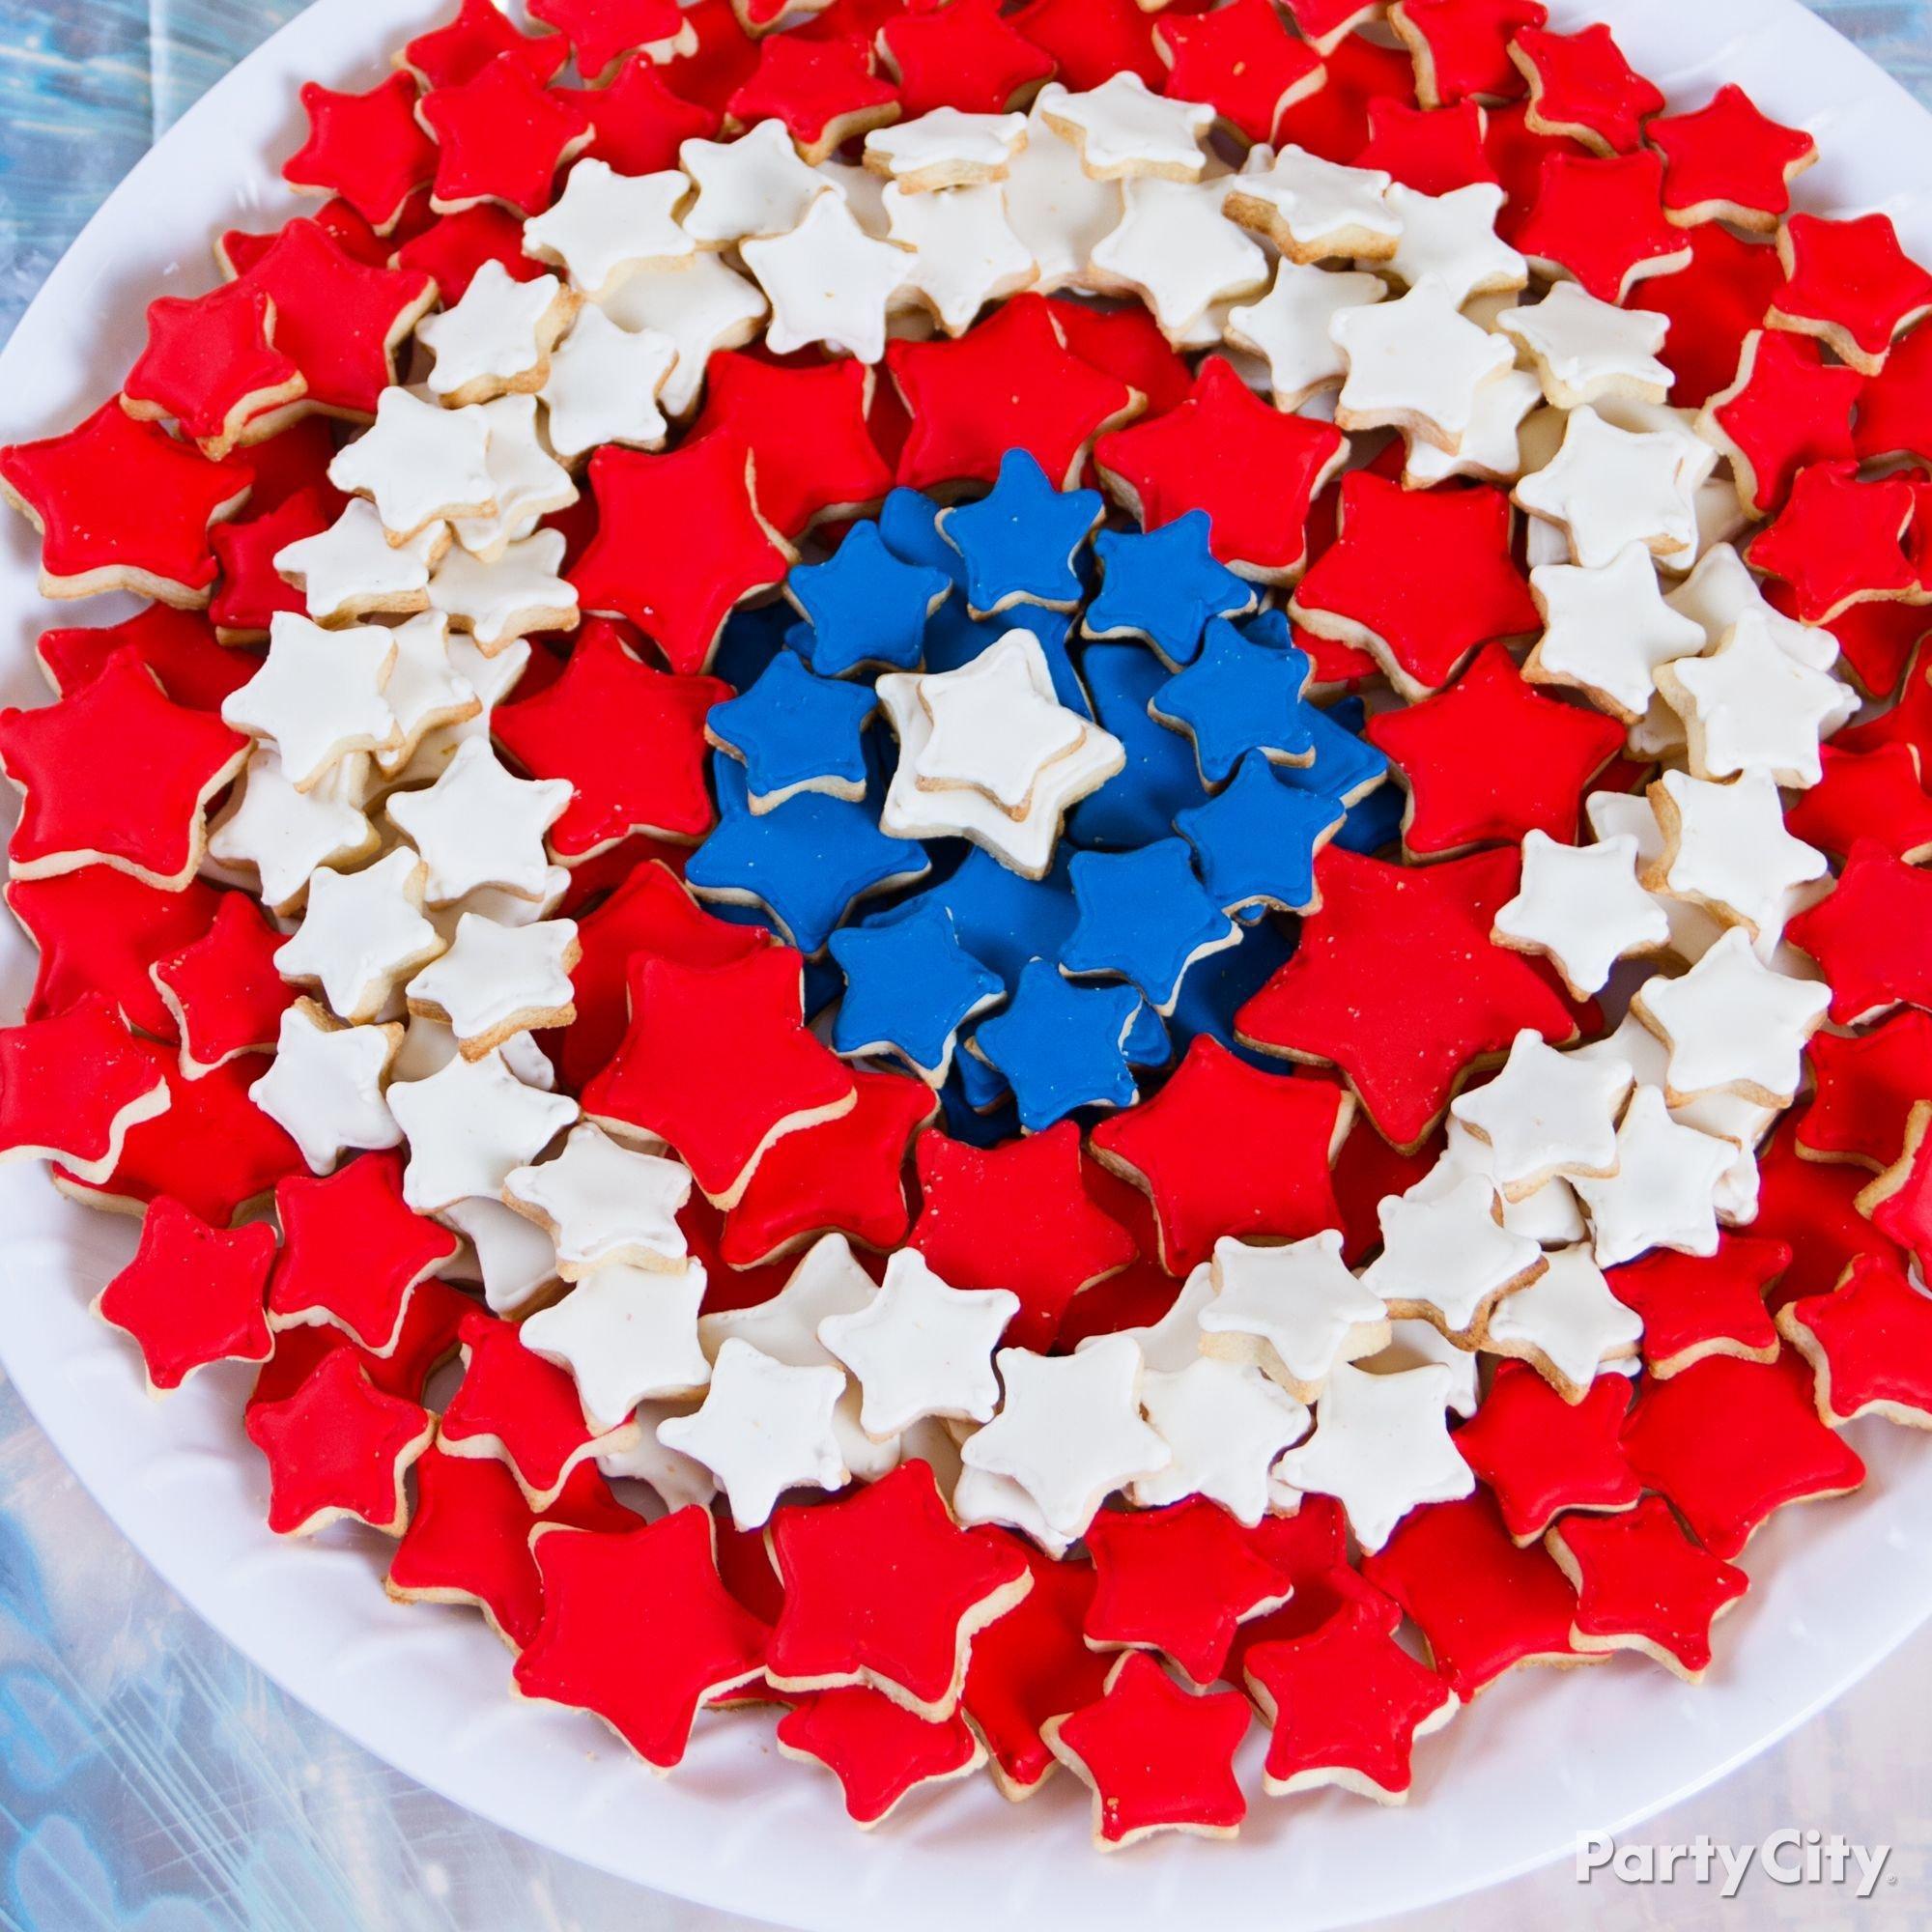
[1,7,1929,1929]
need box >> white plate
[2,1,1930,1925]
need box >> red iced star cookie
[718,1068,936,1267]
[391,203,547,302]
[1449,1360,1638,1545]
[1276,31,1417,163]
[553,54,718,177]
[1008,0,1162,91]
[403,0,567,88]
[1753,1117,1904,1307]
[877,0,1055,117]
[1360,1492,1594,1698]
[1388,0,1545,108]
[1747,462,1917,625]
[961,1541,1115,1798]
[1647,83,1816,231]
[690,354,895,540]
[660,0,758,110]
[1046,298,1193,420]
[251,1273,474,1411]
[0,648,249,889]
[910,1120,1137,1350]
[1089,1037,1352,1274]
[1153,0,1321,148]
[1634,222,1786,409]
[1787,839,1932,1024]
[209,486,333,641]
[1769,212,1932,376]
[1857,1102,1932,1279]
[888,294,1145,493]
[1083,1499,1294,1687]
[1042,1651,1250,1849]
[1094,357,1347,584]
[1354,99,1497,195]
[1620,1350,1866,1558]
[1366,642,1624,857]
[418,53,593,215]
[1606,1234,1788,1378]
[1291,474,1538,699]
[1700,330,1861,517]
[1787,746,1932,867]
[230,217,438,418]
[1544,1493,1748,1681]
[528,0,686,80]
[1510,23,1661,156]
[267,1151,460,1355]
[0,401,253,604]
[493,619,728,859]
[514,1506,771,1765]
[582,947,855,1206]
[234,413,343,515]
[570,433,795,676]
[1513,150,1690,300]
[36,605,257,714]
[1237,845,1578,1151]
[1244,1596,1457,1801]
[244,1345,435,1536]
[1853,317,1932,463]
[285,71,440,232]
[777,1688,984,1827]
[767,1459,1031,1719]
[93,1196,276,1394]
[724,32,899,163]
[122,283,304,459]
[152,892,295,1076]
[1797,1009,1932,1170]
[1778,1251,1932,1430]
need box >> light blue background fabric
[0,7,1928,1928]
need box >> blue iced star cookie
[827,898,1005,1083]
[686,748,929,954]
[705,650,879,810]
[1149,617,1321,787]
[1065,641,1210,851]
[1061,838,1239,1015]
[973,958,1142,1132]
[878,485,967,590]
[786,521,952,676]
[1175,751,1347,915]
[938,449,1103,617]
[1083,512,1257,668]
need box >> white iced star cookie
[1643,768,1829,942]
[1630,927,1831,1109]
[1524,541,1708,723]
[596,251,767,417]
[274,498,445,625]
[816,1248,1019,1439]
[1485,1244,1643,1403]
[416,263,577,408]
[328,388,495,542]
[1225,144,1401,263]
[1654,610,1846,789]
[1196,1231,1389,1404]
[1271,1360,1474,1553]
[1384,182,1526,306]
[385,737,572,905]
[1448,1029,1633,1200]
[521,160,694,298]
[249,999,402,1175]
[1089,176,1268,340]
[657,1337,849,1530]
[222,612,399,790]
[370,611,482,777]
[428,526,579,652]
[1497,281,1672,410]
[740,191,911,363]
[540,304,677,460]
[208,747,378,913]
[385,1042,578,1213]
[680,120,838,245]
[1224,261,1385,412]
[883,181,1037,336]
[959,1334,1172,1544]
[1491,828,1674,999]
[876,631,1123,878]
[1330,278,1515,451]
[384,634,532,792]
[911,633,1084,809]
[1514,406,1699,569]
[450,393,578,563]
[272,846,442,1024]
[1038,72,1213,182]
[1403,366,1541,487]
[392,1008,556,1094]
[439,1193,558,1316]
[1132,1356,1309,1525]
[520,1261,712,1433]
[1072,1264,1214,1373]
[864,108,1029,190]
[1570,1085,1736,1267]
[1664,542,1844,678]
[501,1120,692,1277]
[404,911,579,1057]
[952,1463,1073,1558]
[1360,1171,1546,1345]
[1000,101,1122,295]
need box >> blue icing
[974,958,1142,1132]
[1084,511,1256,668]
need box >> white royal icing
[385,737,573,906]
[501,1119,692,1278]
[1197,1230,1390,1401]
[521,1260,712,1432]
[1491,828,1674,998]
[249,1000,401,1175]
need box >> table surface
[1,4,1929,1928]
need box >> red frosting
[284,72,440,233]
[1606,1234,1789,1378]
[152,891,295,1076]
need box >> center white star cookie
[1384,182,1526,307]
[521,159,695,298]
[1448,1029,1634,1198]
[540,304,677,459]
[272,846,443,1023]
[1569,1085,1737,1267]
[520,1261,712,1433]
[274,498,446,625]
[680,120,837,245]
[1644,768,1829,941]
[427,526,579,651]
[864,107,1030,190]
[740,192,911,363]
[1330,278,1515,451]
[221,612,399,790]
[404,911,580,1057]
[452,392,578,562]
[1491,828,1674,998]
[1524,540,1709,722]
[1197,1231,1390,1403]
[501,1120,692,1278]
[913,633,1085,809]
[1497,281,1673,409]
[415,263,577,406]
[249,1000,402,1175]
[1360,1171,1546,1344]
[385,737,572,905]
[327,387,496,541]
[1484,1244,1643,1403]
[1037,73,1212,182]
[1225,261,1386,411]
[1132,1356,1310,1526]
[1225,145,1401,263]
[1271,1360,1474,1553]
[1089,176,1267,340]
[385,1043,578,1212]
[1654,610,1846,788]
[1514,406,1700,567]
[883,181,1037,336]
